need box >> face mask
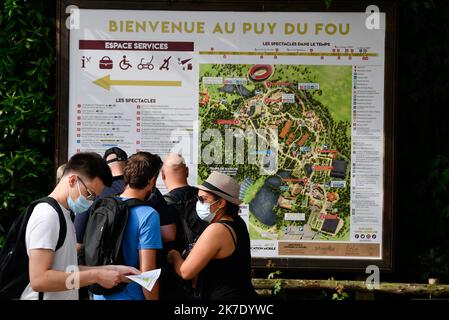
[196,199,220,223]
[67,181,94,214]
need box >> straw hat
[197,171,242,205]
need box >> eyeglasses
[77,176,96,201]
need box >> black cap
[103,147,128,164]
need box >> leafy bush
[0,0,56,236]
[417,155,449,281]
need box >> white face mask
[67,181,94,214]
[195,199,220,223]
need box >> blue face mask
[196,199,220,223]
[67,181,94,214]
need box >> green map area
[199,64,352,241]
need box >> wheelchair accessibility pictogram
[119,55,132,70]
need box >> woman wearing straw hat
[167,171,256,300]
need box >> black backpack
[79,196,147,295]
[163,188,208,254]
[163,188,208,300]
[0,197,67,300]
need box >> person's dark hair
[124,152,162,189]
[64,152,113,187]
[226,202,240,218]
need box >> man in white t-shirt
[20,152,140,300]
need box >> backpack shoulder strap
[124,198,148,208]
[164,187,198,206]
[163,192,179,206]
[92,195,118,209]
[33,197,67,251]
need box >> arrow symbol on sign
[93,75,182,90]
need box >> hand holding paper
[126,268,161,292]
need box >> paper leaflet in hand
[126,268,161,292]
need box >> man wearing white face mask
[167,171,257,300]
[20,152,140,300]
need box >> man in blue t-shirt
[94,152,163,300]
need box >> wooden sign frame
[56,0,397,271]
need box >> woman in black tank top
[167,172,257,300]
[200,217,256,299]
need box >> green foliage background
[0,0,55,233]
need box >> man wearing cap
[100,147,128,197]
[167,171,257,300]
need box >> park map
[199,63,352,242]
